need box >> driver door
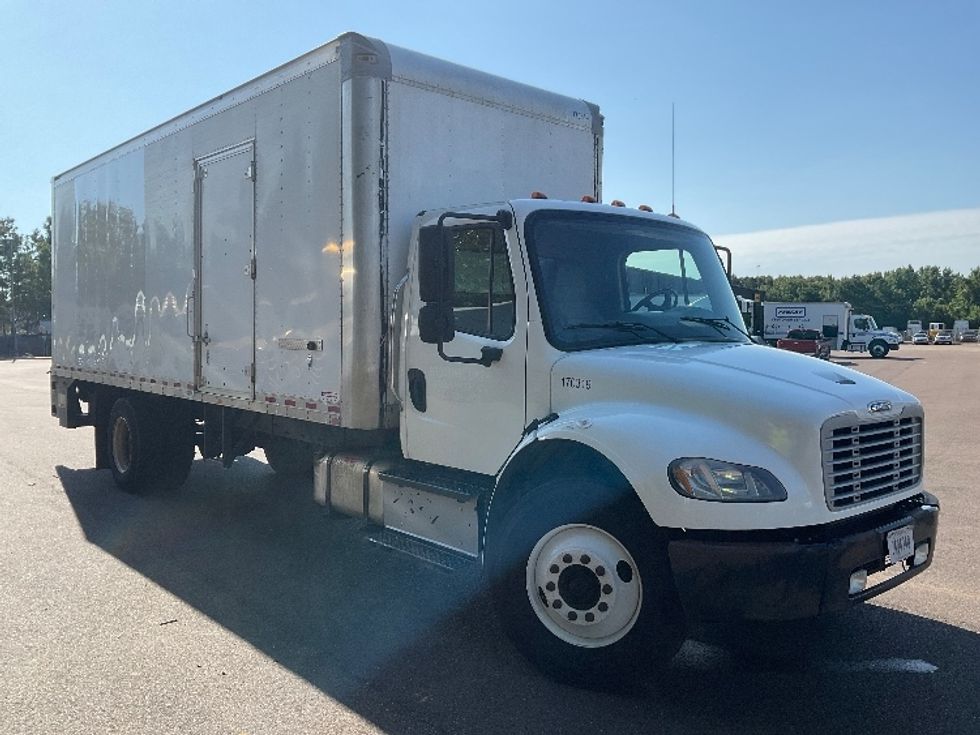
[400,210,527,476]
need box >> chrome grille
[821,409,923,510]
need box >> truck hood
[551,342,916,418]
[547,342,922,529]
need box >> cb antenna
[671,102,677,217]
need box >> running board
[368,529,477,571]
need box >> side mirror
[418,226,454,304]
[418,302,455,344]
[417,225,455,344]
[714,245,732,280]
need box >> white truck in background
[763,301,902,358]
[50,33,938,686]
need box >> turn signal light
[530,191,549,199]
[581,195,597,203]
[610,199,626,207]
[638,204,653,212]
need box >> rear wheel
[107,396,194,493]
[486,477,685,687]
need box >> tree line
[1,213,977,334]
[732,266,980,329]
[0,217,52,335]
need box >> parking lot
[1,345,979,734]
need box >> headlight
[668,458,787,502]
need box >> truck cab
[847,313,902,358]
[394,198,938,682]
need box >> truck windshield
[525,211,749,351]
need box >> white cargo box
[52,33,601,430]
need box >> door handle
[479,346,503,367]
[185,293,195,338]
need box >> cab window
[450,226,515,340]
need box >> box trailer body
[51,34,938,687]
[763,301,902,358]
[52,33,600,432]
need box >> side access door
[400,208,527,475]
[194,142,256,397]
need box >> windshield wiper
[679,315,752,340]
[565,321,680,343]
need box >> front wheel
[869,341,889,359]
[486,478,685,687]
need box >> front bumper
[667,492,939,621]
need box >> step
[378,459,494,501]
[367,529,477,571]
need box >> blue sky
[1,1,977,273]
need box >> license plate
[886,525,914,563]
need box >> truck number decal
[561,377,592,390]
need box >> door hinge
[246,161,256,181]
[249,255,257,280]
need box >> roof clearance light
[611,199,626,207]
[638,204,653,212]
[530,191,549,199]
[580,195,597,203]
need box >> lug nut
[546,581,556,592]
[585,612,595,622]
[602,584,613,595]
[595,566,605,576]
[549,564,559,574]
[552,599,563,610]
[562,554,573,564]
[580,554,591,564]
[568,611,578,621]
[598,602,609,612]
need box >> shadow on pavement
[58,459,980,734]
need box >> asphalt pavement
[1,346,978,734]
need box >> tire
[869,341,889,359]
[107,397,194,493]
[263,437,315,477]
[157,403,196,489]
[486,477,685,687]
[107,397,166,494]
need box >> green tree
[0,217,25,335]
[0,216,53,334]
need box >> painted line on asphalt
[675,641,938,674]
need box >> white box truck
[763,302,902,358]
[51,33,938,686]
